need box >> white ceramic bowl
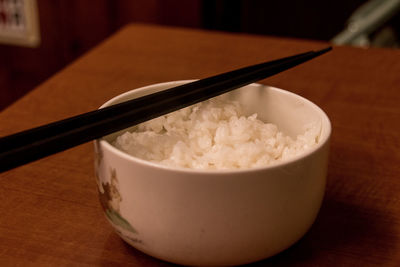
[94,81,331,266]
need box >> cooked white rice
[113,96,319,170]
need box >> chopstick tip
[315,46,332,55]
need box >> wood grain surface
[0,24,400,266]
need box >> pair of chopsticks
[0,47,332,173]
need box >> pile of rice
[113,96,319,170]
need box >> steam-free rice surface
[113,96,319,169]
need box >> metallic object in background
[332,0,400,47]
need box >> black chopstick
[0,47,331,172]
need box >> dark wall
[203,0,366,40]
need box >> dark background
[0,0,398,110]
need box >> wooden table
[1,24,399,266]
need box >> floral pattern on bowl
[94,141,142,243]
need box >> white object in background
[331,0,400,47]
[0,0,40,47]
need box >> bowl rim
[97,80,331,174]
